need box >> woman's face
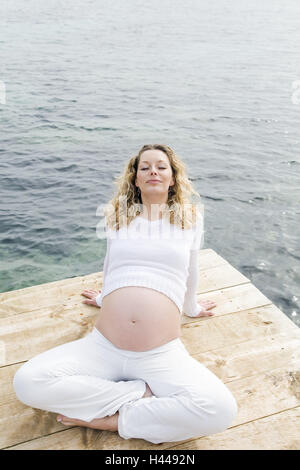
[135,149,175,201]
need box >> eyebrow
[140,160,167,164]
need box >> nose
[150,167,158,175]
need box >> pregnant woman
[13,144,238,444]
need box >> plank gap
[164,405,300,450]
[2,426,75,450]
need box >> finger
[197,311,214,317]
[83,291,97,297]
[203,303,216,310]
[81,293,93,299]
[83,300,99,307]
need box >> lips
[147,180,161,183]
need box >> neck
[140,195,168,220]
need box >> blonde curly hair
[104,144,203,231]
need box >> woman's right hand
[81,289,101,307]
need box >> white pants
[13,327,238,444]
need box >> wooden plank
[181,304,298,356]
[0,273,102,319]
[227,362,300,424]
[196,262,250,292]
[191,330,300,383]
[4,427,112,451]
[188,282,272,319]
[197,249,229,270]
[0,307,96,368]
[1,332,299,449]
[165,407,300,450]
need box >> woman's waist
[102,270,185,312]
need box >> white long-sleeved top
[95,213,204,317]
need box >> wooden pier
[0,248,299,450]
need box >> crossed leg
[56,383,154,430]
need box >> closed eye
[141,168,166,170]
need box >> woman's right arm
[95,236,111,307]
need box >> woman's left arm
[182,247,204,317]
[95,235,111,307]
[182,213,205,317]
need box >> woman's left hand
[81,289,101,307]
[196,299,217,317]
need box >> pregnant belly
[94,286,182,351]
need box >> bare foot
[57,412,119,431]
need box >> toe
[57,414,79,426]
